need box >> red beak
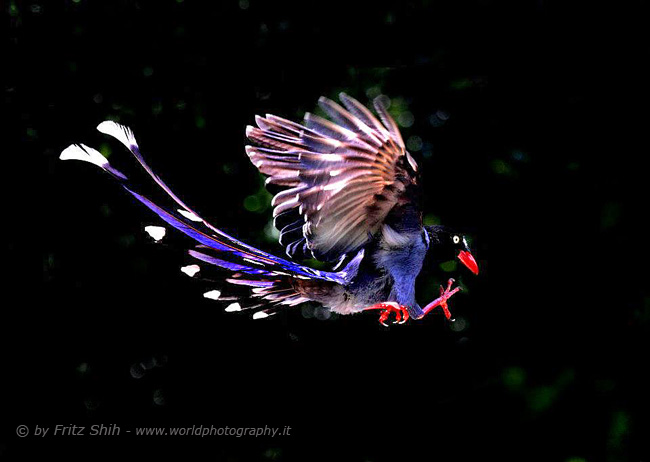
[457,250,479,275]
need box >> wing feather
[247,93,419,261]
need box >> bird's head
[425,225,479,275]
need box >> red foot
[363,302,410,326]
[422,278,462,320]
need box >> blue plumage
[61,94,478,324]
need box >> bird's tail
[60,121,346,319]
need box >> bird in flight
[60,93,479,326]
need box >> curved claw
[364,302,410,326]
[398,309,410,325]
[378,309,392,327]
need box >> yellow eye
[453,235,460,244]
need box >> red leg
[363,302,410,326]
[421,278,462,320]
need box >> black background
[5,0,650,460]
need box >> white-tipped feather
[97,121,138,149]
[177,209,202,222]
[320,154,344,162]
[144,225,166,242]
[180,264,200,277]
[203,290,221,300]
[406,152,419,172]
[59,144,108,168]
[252,311,270,319]
[225,302,242,312]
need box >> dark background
[5,0,650,460]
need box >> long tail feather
[60,122,346,317]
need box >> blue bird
[60,93,479,325]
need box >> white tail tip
[180,264,200,277]
[203,290,222,300]
[59,144,108,168]
[252,311,271,320]
[225,302,242,312]
[97,120,138,149]
[144,226,166,242]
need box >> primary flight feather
[61,93,479,325]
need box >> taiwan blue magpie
[60,93,479,325]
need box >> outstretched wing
[246,93,420,262]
